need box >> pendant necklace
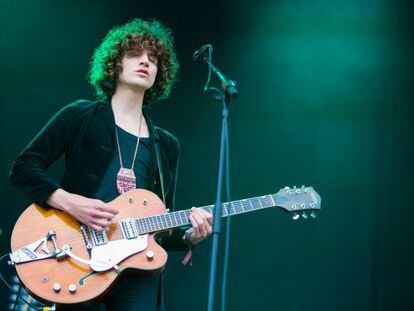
[115,114,143,194]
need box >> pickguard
[90,234,148,272]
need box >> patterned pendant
[116,167,136,194]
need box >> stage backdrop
[1,0,413,310]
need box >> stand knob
[52,283,61,292]
[68,284,77,293]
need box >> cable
[0,254,44,310]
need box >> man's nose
[139,53,150,67]
[140,60,149,67]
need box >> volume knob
[146,251,154,260]
[68,284,77,293]
[52,283,61,292]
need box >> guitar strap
[154,136,166,206]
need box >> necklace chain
[114,114,143,170]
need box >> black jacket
[9,99,188,251]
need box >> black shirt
[94,125,151,202]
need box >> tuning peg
[284,186,290,190]
[292,213,300,220]
[301,185,305,188]
[310,211,317,218]
[301,212,308,219]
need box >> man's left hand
[185,207,213,245]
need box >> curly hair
[88,18,179,104]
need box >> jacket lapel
[143,107,161,193]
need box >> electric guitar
[9,186,321,306]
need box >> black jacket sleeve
[156,137,193,252]
[8,102,80,208]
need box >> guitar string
[36,196,278,246]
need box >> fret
[177,211,184,225]
[250,197,262,209]
[234,200,244,213]
[184,210,191,225]
[167,214,173,227]
[172,213,177,226]
[135,219,142,234]
[259,195,271,208]
[143,218,149,233]
[207,205,214,214]
[268,194,275,207]
[160,215,165,230]
[182,210,190,225]
[165,214,171,228]
[229,201,235,215]
[222,203,228,217]
[148,217,153,231]
[248,198,254,210]
[156,215,164,231]
[184,210,190,225]
[142,217,147,232]
[176,212,182,226]
[149,217,155,231]
[161,214,167,228]
[174,212,180,226]
[241,199,251,211]
[271,194,281,206]
[147,217,152,232]
[181,210,188,225]
[140,219,146,233]
[149,217,156,231]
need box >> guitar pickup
[119,218,139,239]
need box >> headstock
[274,186,321,220]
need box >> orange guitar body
[10,189,169,307]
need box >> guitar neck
[134,194,284,234]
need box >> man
[9,18,212,310]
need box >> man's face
[117,50,158,91]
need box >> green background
[1,0,413,310]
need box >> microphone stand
[207,92,230,311]
[194,45,238,311]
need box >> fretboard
[134,193,285,234]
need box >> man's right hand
[46,188,118,231]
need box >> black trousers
[64,273,159,311]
